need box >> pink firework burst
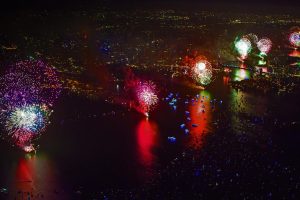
[11,129,34,150]
[257,38,272,54]
[0,60,62,109]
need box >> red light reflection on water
[10,154,64,199]
[14,157,34,192]
[187,90,212,149]
[223,76,230,85]
[136,119,158,168]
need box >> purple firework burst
[0,60,61,109]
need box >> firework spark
[244,33,259,44]
[5,104,51,151]
[6,104,50,134]
[234,37,252,60]
[0,60,61,108]
[192,60,213,85]
[0,60,60,152]
[136,81,158,114]
[257,38,272,54]
[289,32,300,48]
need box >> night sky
[2,0,300,11]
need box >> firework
[0,60,60,152]
[0,60,61,108]
[192,60,213,85]
[257,38,272,54]
[0,70,39,108]
[244,33,259,44]
[12,130,34,151]
[5,104,51,151]
[6,104,50,134]
[23,145,36,153]
[289,32,300,48]
[136,81,158,114]
[234,37,252,60]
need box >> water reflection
[233,68,251,81]
[136,119,158,169]
[8,153,65,200]
[188,90,212,149]
[230,89,248,114]
[230,89,267,115]
[229,88,268,134]
[223,76,230,86]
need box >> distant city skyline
[2,0,300,11]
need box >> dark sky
[2,0,300,12]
